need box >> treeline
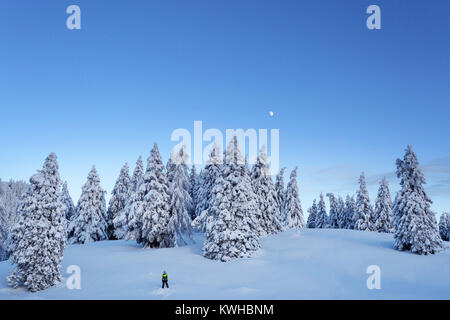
[64,138,304,258]
[306,174,393,232]
[307,146,446,255]
[0,140,303,265]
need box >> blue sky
[0,0,449,214]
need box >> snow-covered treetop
[113,163,130,189]
[326,192,339,228]
[130,156,144,192]
[167,145,190,186]
[29,153,60,187]
[307,199,317,222]
[43,152,59,175]
[225,136,244,166]
[257,145,270,175]
[314,193,328,228]
[84,166,102,191]
[147,143,165,176]
[375,177,391,207]
[356,172,372,213]
[358,172,368,196]
[108,163,130,214]
[396,145,430,203]
[207,142,222,165]
[172,144,189,165]
[275,167,286,209]
[275,167,286,188]
[285,167,305,229]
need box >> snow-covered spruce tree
[354,173,375,231]
[192,143,222,232]
[393,146,442,254]
[125,169,147,242]
[67,166,108,244]
[306,199,317,228]
[326,193,339,229]
[284,168,305,229]
[337,196,346,229]
[0,180,27,261]
[167,146,190,187]
[61,181,75,222]
[7,153,66,292]
[139,143,173,248]
[275,167,286,216]
[130,156,144,192]
[374,177,393,233]
[166,152,176,187]
[188,164,198,220]
[314,193,328,228]
[167,157,194,246]
[344,195,356,229]
[438,213,449,241]
[250,145,283,235]
[192,170,206,228]
[106,163,130,240]
[175,145,194,222]
[203,136,261,262]
[114,156,143,240]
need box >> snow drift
[0,229,448,299]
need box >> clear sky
[1,0,449,214]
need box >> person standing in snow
[162,271,169,288]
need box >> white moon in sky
[269,111,274,117]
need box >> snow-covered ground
[0,229,449,299]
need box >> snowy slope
[0,229,449,299]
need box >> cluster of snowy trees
[307,173,393,233]
[58,138,302,262]
[195,138,304,261]
[307,146,444,255]
[104,138,301,261]
[64,143,194,249]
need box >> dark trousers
[162,280,169,288]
